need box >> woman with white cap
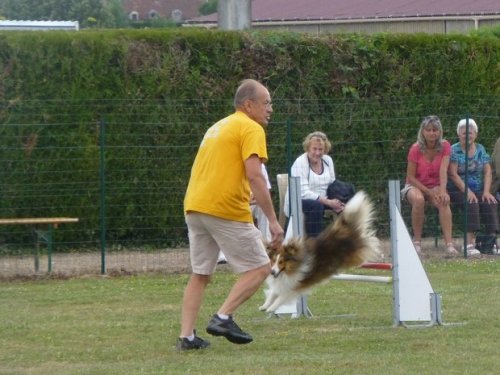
[448,118,499,256]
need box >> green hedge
[2,29,498,102]
[0,29,498,249]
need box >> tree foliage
[199,0,217,16]
[470,24,500,38]
[0,0,124,28]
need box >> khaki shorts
[185,212,270,275]
[401,184,440,201]
[400,183,414,201]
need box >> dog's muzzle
[271,268,281,278]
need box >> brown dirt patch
[0,238,495,281]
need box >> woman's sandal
[413,240,422,254]
[446,242,459,255]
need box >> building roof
[123,0,204,21]
[187,0,500,24]
[0,20,79,31]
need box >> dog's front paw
[265,300,282,313]
[259,299,272,311]
[260,298,273,311]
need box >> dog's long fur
[259,191,380,313]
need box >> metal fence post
[462,115,470,258]
[99,119,107,274]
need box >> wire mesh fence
[0,96,498,278]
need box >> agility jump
[269,178,443,327]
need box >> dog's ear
[289,239,304,253]
[284,239,305,260]
[265,243,278,260]
[287,243,300,256]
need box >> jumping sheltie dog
[260,191,380,313]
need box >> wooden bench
[0,217,79,272]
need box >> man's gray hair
[234,79,259,108]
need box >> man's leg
[179,273,211,337]
[204,217,271,344]
[206,264,270,344]
[178,213,218,348]
[218,264,270,315]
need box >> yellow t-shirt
[184,111,268,223]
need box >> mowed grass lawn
[0,258,499,375]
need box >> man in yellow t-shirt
[184,111,267,223]
[177,79,284,351]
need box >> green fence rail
[0,96,498,277]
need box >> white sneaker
[217,252,227,264]
[413,240,422,254]
[465,244,481,257]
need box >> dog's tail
[299,191,380,289]
[323,190,380,267]
[339,191,378,248]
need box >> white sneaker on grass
[465,244,481,257]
